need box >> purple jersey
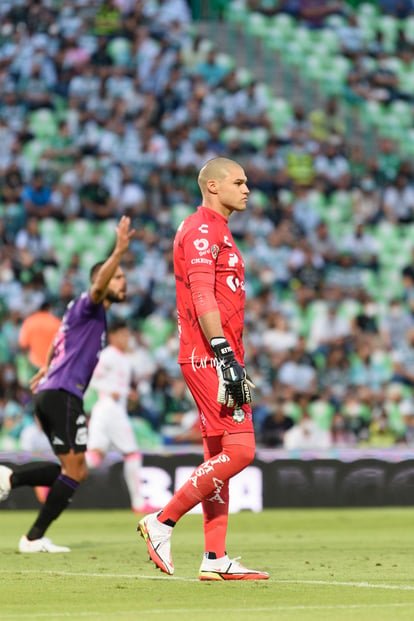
[37,292,106,399]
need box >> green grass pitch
[1,507,414,621]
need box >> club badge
[232,408,245,423]
[211,245,219,260]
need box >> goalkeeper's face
[217,164,250,214]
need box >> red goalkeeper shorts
[180,363,254,437]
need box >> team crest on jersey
[211,244,219,259]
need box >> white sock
[123,453,144,510]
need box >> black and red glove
[210,337,253,408]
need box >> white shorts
[87,396,138,455]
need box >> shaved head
[198,157,243,194]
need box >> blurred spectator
[309,97,346,142]
[18,300,61,371]
[308,302,352,354]
[340,223,379,269]
[0,399,29,450]
[390,326,414,387]
[313,137,350,189]
[194,48,230,87]
[318,345,352,402]
[379,297,413,350]
[382,172,414,224]
[402,267,414,317]
[351,175,382,225]
[278,336,318,397]
[261,311,298,354]
[1,162,24,204]
[15,217,57,264]
[349,338,391,396]
[324,251,366,298]
[50,180,82,221]
[284,408,332,449]
[79,168,116,220]
[330,410,356,446]
[289,241,325,293]
[308,221,337,265]
[159,372,200,445]
[21,170,54,219]
[260,398,294,448]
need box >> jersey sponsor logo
[211,244,219,260]
[52,435,65,446]
[198,224,208,234]
[193,238,209,252]
[190,258,213,265]
[189,347,217,371]
[76,415,87,425]
[226,275,245,292]
[228,253,238,267]
[190,456,230,488]
[223,235,233,247]
[206,477,225,504]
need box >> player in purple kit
[0,216,135,552]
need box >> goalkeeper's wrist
[210,337,235,363]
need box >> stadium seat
[140,314,175,352]
[308,400,335,431]
[170,203,193,229]
[28,108,58,139]
[22,139,49,171]
[39,217,64,242]
[245,12,269,38]
[106,37,132,66]
[265,98,293,133]
[224,0,249,26]
[215,52,235,72]
[377,14,400,52]
[66,219,96,243]
[245,126,269,149]
[404,15,414,43]
[43,266,61,292]
[80,248,104,272]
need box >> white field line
[2,569,414,591]
[2,603,414,619]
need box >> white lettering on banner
[173,466,263,514]
[139,466,173,507]
[193,238,209,252]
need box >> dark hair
[107,318,129,334]
[89,261,106,282]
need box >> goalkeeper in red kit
[137,157,269,581]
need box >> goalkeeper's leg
[201,435,230,559]
[157,431,255,525]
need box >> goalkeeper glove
[210,337,253,408]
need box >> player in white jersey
[86,319,157,514]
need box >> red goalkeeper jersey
[174,206,246,366]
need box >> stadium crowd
[1,0,414,454]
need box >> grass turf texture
[1,508,414,621]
